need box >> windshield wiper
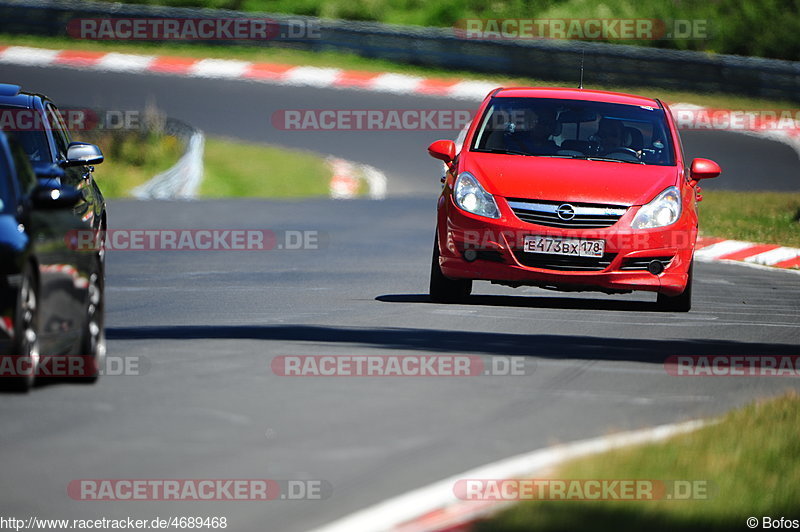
[567,155,645,165]
[472,148,533,156]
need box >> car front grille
[513,250,617,271]
[507,199,628,229]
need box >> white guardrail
[132,131,205,200]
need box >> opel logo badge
[556,203,576,220]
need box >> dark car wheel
[76,266,105,383]
[430,237,472,303]
[657,261,693,312]
[4,266,40,392]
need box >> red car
[428,87,720,312]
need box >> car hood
[462,153,680,206]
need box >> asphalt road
[1,198,799,531]
[0,64,798,532]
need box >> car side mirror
[64,142,104,167]
[428,140,456,167]
[31,176,82,209]
[689,158,720,183]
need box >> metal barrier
[131,117,205,199]
[2,0,799,102]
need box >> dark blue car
[0,84,106,391]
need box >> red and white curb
[307,419,708,532]
[0,45,498,101]
[695,236,800,272]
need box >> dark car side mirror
[689,158,721,183]
[428,140,456,167]
[64,142,104,167]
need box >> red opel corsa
[428,88,721,312]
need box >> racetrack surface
[0,63,798,531]
[1,198,799,531]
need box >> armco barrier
[1,0,800,102]
[131,117,205,199]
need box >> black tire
[429,238,472,303]
[75,264,105,383]
[3,265,40,392]
[657,261,693,312]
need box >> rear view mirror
[64,142,104,167]
[690,158,721,182]
[428,140,456,165]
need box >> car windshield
[471,97,676,166]
[0,105,52,162]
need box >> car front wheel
[657,261,693,312]
[76,267,105,383]
[4,265,40,392]
[429,237,472,303]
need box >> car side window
[45,103,72,160]
[8,138,35,194]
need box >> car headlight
[453,172,500,219]
[631,186,682,229]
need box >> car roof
[492,87,660,107]
[0,83,48,108]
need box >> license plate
[523,235,605,258]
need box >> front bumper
[437,196,696,296]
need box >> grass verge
[700,191,800,248]
[0,33,795,111]
[474,391,800,532]
[82,129,331,198]
[200,137,330,198]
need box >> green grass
[200,137,330,197]
[1,33,796,111]
[92,0,800,61]
[474,391,800,532]
[700,191,800,247]
[80,128,331,198]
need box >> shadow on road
[376,293,661,312]
[106,324,798,366]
